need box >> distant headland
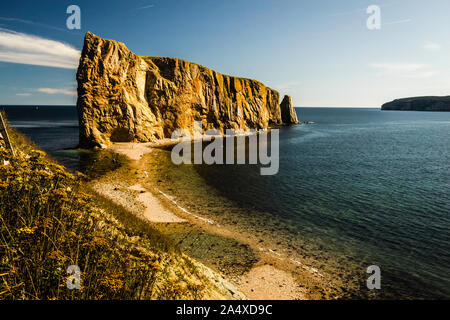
[381,96,450,111]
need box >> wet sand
[93,182,186,223]
[92,142,350,300]
[240,265,306,300]
[108,142,153,161]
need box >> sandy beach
[91,142,342,300]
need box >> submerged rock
[77,32,298,148]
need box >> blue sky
[0,0,449,107]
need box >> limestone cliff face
[77,32,297,148]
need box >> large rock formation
[77,32,298,148]
[280,95,299,124]
[382,96,450,111]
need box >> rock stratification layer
[77,32,298,148]
[381,96,450,111]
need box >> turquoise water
[2,106,449,299]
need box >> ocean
[2,105,449,299]
[0,105,101,173]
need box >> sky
[0,0,449,107]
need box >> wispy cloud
[37,88,77,96]
[371,63,426,73]
[328,7,366,17]
[370,63,438,79]
[0,17,70,33]
[329,4,393,17]
[274,82,301,93]
[16,93,31,96]
[0,29,80,69]
[422,41,441,52]
[383,19,412,26]
[132,4,155,11]
[407,71,439,79]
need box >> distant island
[381,96,450,111]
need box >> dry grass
[0,115,209,300]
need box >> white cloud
[0,17,69,33]
[383,19,412,26]
[328,7,366,17]
[132,4,155,10]
[329,4,393,17]
[37,88,77,96]
[274,82,301,93]
[407,71,439,79]
[422,42,441,51]
[370,63,427,73]
[16,93,31,96]
[370,63,437,79]
[0,29,80,69]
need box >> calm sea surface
[2,105,449,299]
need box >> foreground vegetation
[0,119,224,300]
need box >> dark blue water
[2,105,449,299]
[0,105,90,171]
[194,108,450,299]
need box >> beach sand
[108,142,153,161]
[240,265,306,300]
[93,182,186,223]
[91,142,337,300]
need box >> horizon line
[0,104,381,109]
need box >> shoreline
[1,122,249,300]
[94,142,348,300]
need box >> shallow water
[189,108,450,299]
[0,105,123,176]
[3,105,449,299]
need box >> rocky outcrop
[280,95,299,124]
[382,96,450,111]
[77,32,298,148]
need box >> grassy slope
[0,115,240,300]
